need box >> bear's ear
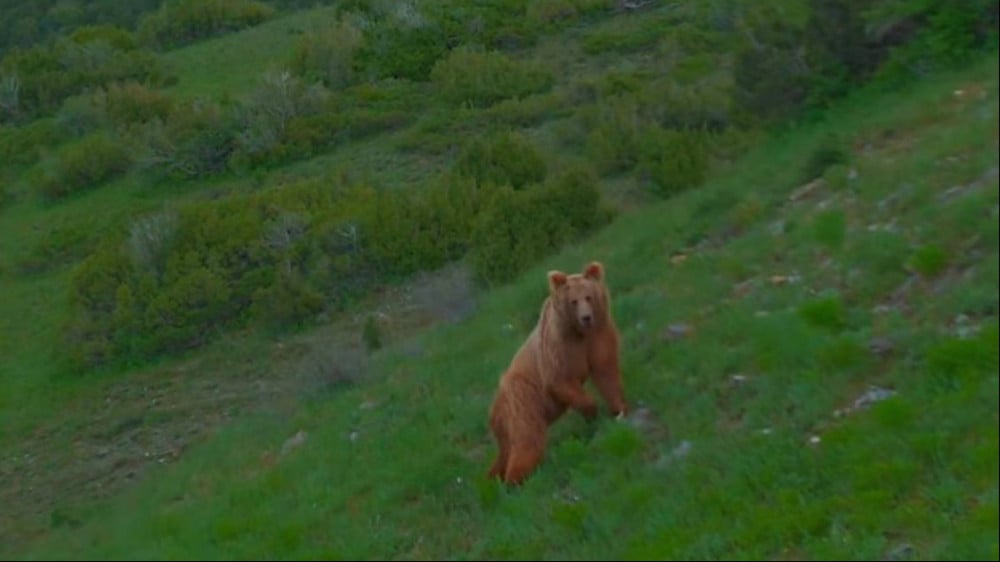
[548,270,567,292]
[583,261,604,281]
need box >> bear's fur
[487,261,627,485]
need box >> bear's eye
[585,296,592,302]
[571,299,578,305]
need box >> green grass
[4,50,997,561]
[160,5,343,100]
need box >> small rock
[348,431,360,443]
[663,323,693,341]
[730,374,749,385]
[853,386,896,411]
[808,435,821,446]
[868,337,895,357]
[758,428,773,435]
[672,440,692,458]
[280,430,308,456]
[670,253,688,265]
[626,407,655,431]
[653,439,692,470]
[359,400,377,410]
[789,178,825,202]
[883,542,914,561]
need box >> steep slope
[9,50,998,561]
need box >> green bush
[453,130,547,190]
[136,99,237,180]
[35,132,131,201]
[582,20,666,55]
[430,46,553,108]
[0,119,65,173]
[525,0,579,27]
[800,135,848,183]
[526,0,596,28]
[907,244,949,279]
[0,36,175,123]
[229,70,330,170]
[362,315,382,353]
[55,93,107,136]
[480,91,572,128]
[428,0,539,50]
[638,127,710,199]
[582,95,644,175]
[354,24,450,82]
[57,80,175,137]
[62,175,488,369]
[288,19,364,89]
[640,78,732,132]
[865,0,999,87]
[102,81,175,130]
[69,24,139,51]
[16,221,104,275]
[468,165,612,286]
[137,0,275,49]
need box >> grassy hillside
[160,5,344,100]
[6,50,997,560]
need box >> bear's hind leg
[503,432,546,486]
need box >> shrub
[362,315,382,352]
[15,221,104,275]
[137,0,275,49]
[526,0,579,28]
[354,23,450,82]
[864,0,999,87]
[229,70,331,169]
[581,20,666,55]
[35,131,132,201]
[732,39,811,125]
[453,130,547,190]
[428,0,538,50]
[582,95,644,175]
[0,118,65,172]
[468,165,612,286]
[63,176,485,369]
[906,244,949,279]
[430,46,553,108]
[102,81,175,130]
[136,99,237,180]
[69,25,138,51]
[55,92,107,136]
[56,81,175,136]
[799,135,848,183]
[0,37,175,122]
[481,91,572,128]
[289,19,364,89]
[638,127,710,199]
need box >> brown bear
[486,261,627,485]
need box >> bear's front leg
[550,380,598,421]
[589,334,627,419]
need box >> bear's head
[547,261,609,334]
